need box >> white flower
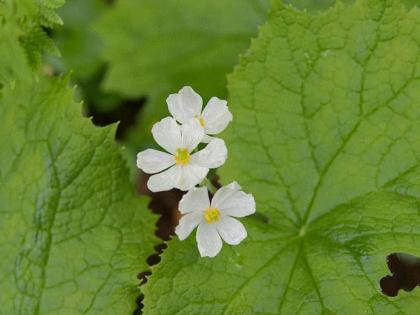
[137,117,227,192]
[167,86,233,142]
[175,182,256,257]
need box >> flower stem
[202,177,217,194]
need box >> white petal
[167,86,203,124]
[212,182,256,217]
[179,186,210,214]
[181,119,204,152]
[211,181,241,208]
[221,192,256,217]
[216,216,247,245]
[196,223,222,257]
[175,164,208,191]
[147,165,180,192]
[201,134,214,143]
[191,138,227,169]
[175,212,202,240]
[201,97,233,135]
[151,117,182,154]
[136,149,175,174]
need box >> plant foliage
[142,1,420,313]
[0,2,157,314]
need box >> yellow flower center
[174,148,191,165]
[203,207,220,223]
[194,115,205,127]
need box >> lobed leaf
[143,1,420,313]
[0,10,157,315]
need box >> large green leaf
[143,0,420,313]
[95,0,270,150]
[0,13,157,315]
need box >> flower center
[174,148,191,165]
[194,115,205,127]
[203,207,220,223]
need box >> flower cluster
[137,86,255,257]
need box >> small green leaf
[95,0,270,149]
[0,17,157,314]
[143,0,420,313]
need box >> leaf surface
[0,11,157,314]
[284,0,418,12]
[143,1,420,313]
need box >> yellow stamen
[174,148,191,165]
[195,115,205,127]
[204,207,220,223]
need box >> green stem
[201,177,217,194]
